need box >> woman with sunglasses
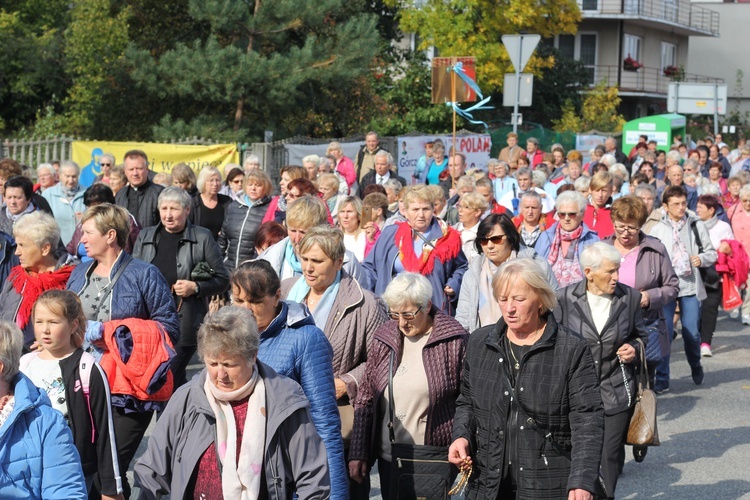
[348,273,467,499]
[535,191,600,288]
[456,214,557,332]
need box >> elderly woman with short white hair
[535,191,600,287]
[555,242,648,495]
[349,273,467,498]
[189,166,232,240]
[133,186,230,387]
[41,160,86,245]
[135,306,331,498]
[36,163,58,192]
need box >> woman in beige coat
[281,225,387,498]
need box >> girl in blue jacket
[21,290,123,499]
[0,319,87,498]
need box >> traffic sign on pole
[503,74,534,107]
[502,34,541,133]
[502,35,541,73]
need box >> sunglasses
[100,163,112,167]
[480,234,507,245]
[558,212,579,219]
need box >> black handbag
[691,222,720,289]
[387,351,453,500]
[190,261,215,281]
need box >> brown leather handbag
[626,339,660,447]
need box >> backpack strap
[19,351,40,372]
[79,351,98,443]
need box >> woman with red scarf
[363,186,468,314]
[0,211,76,349]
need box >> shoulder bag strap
[388,349,396,443]
[92,254,133,318]
[499,356,569,458]
[633,337,648,391]
[690,220,704,254]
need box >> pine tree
[127,0,381,140]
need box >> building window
[661,42,677,70]
[581,0,599,10]
[623,34,642,63]
[558,35,575,60]
[556,33,597,85]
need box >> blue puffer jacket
[67,251,180,411]
[0,373,87,498]
[258,300,347,500]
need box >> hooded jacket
[258,300,347,499]
[134,363,330,499]
[0,373,87,498]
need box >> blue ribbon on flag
[446,61,493,128]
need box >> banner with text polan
[396,134,492,184]
[72,141,241,188]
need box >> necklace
[0,392,13,413]
[507,338,521,370]
[94,277,110,299]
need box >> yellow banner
[72,141,241,187]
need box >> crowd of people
[0,127,747,499]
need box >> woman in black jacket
[133,186,230,388]
[189,166,232,240]
[218,169,273,270]
[449,258,604,499]
[555,242,648,498]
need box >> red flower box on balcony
[623,56,643,72]
[663,65,680,77]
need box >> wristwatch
[194,283,200,296]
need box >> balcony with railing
[587,65,724,95]
[578,0,719,36]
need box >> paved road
[131,311,750,498]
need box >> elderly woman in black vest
[555,243,648,497]
[133,186,230,388]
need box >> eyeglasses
[480,234,507,245]
[100,163,112,167]
[387,306,422,321]
[614,223,639,233]
[558,212,579,219]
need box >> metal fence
[0,136,220,167]
[579,0,720,35]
